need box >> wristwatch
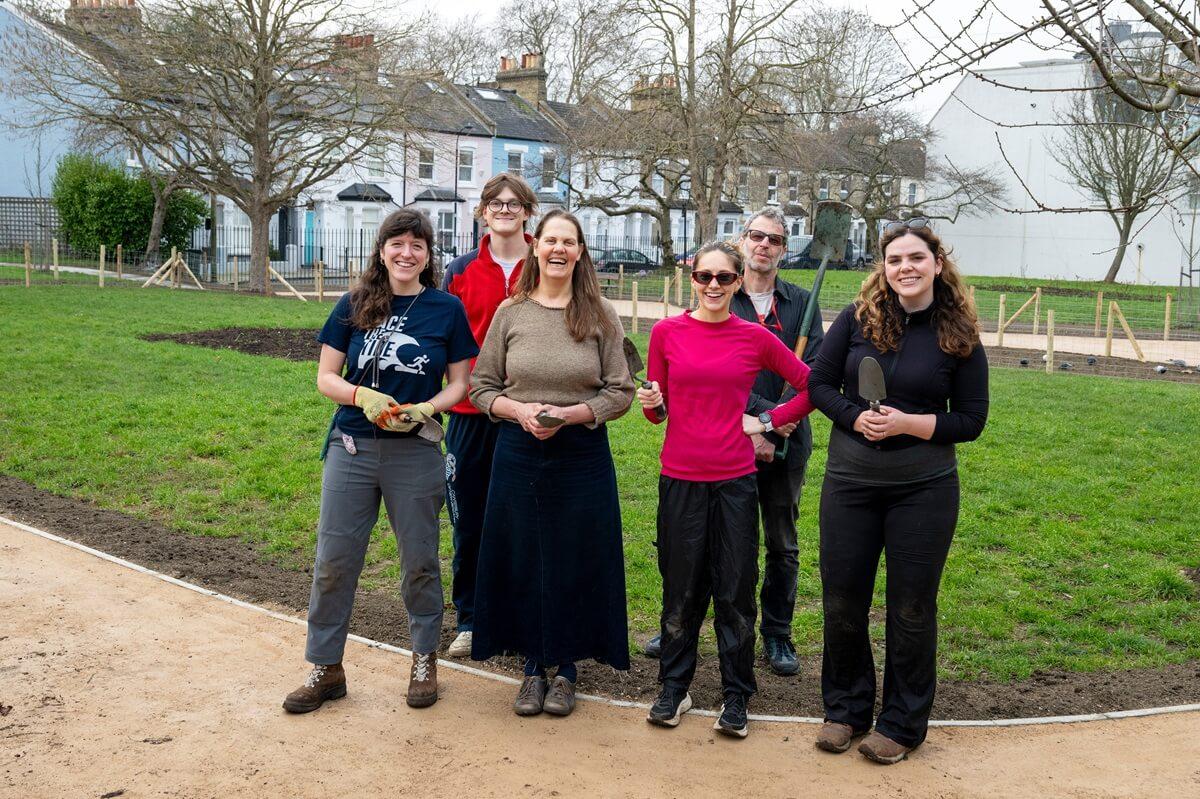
[758,411,775,433]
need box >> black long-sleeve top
[809,302,989,452]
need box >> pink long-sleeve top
[644,311,815,482]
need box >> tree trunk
[656,209,675,269]
[249,206,273,293]
[145,190,170,265]
[1104,211,1137,283]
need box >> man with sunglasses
[441,173,538,659]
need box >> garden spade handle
[775,253,829,459]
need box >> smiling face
[380,232,429,293]
[533,216,581,282]
[739,216,787,273]
[883,232,942,311]
[482,187,529,236]
[691,249,742,315]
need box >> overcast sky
[411,0,1076,121]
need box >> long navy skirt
[471,421,631,670]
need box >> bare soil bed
[3,473,1197,720]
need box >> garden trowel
[623,336,665,421]
[858,356,886,413]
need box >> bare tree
[1049,81,1189,281]
[395,13,498,85]
[5,0,422,292]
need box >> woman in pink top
[637,241,814,738]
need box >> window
[542,152,557,189]
[417,147,434,180]
[737,168,750,204]
[365,144,386,179]
[840,178,850,199]
[818,177,829,200]
[723,219,735,236]
[907,182,917,206]
[458,149,473,184]
[766,173,778,204]
[362,206,380,232]
[787,172,799,203]
[437,210,455,249]
[791,220,803,236]
[508,151,523,174]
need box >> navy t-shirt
[317,288,479,438]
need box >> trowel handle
[869,400,881,413]
[639,379,666,422]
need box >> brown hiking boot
[513,676,548,716]
[858,730,913,764]
[282,663,346,713]
[406,652,438,708]
[542,676,576,717]
[815,721,861,753]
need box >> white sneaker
[447,630,472,658]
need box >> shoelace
[413,654,432,682]
[303,664,328,688]
[517,677,541,702]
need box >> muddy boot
[406,652,438,709]
[858,731,913,764]
[283,663,346,713]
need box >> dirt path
[2,521,1197,798]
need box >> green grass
[1,282,1198,681]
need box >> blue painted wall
[490,137,565,201]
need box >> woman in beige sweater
[469,209,635,718]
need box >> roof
[458,85,562,143]
[412,188,464,202]
[337,183,392,202]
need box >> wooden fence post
[52,238,59,280]
[674,267,683,306]
[1164,294,1173,342]
[618,265,625,299]
[1045,309,1055,374]
[1111,302,1145,362]
[997,293,1007,348]
[116,244,123,279]
[631,280,639,334]
[316,259,324,302]
[24,241,31,287]
[968,285,976,308]
[232,256,239,292]
[99,244,106,288]
[1094,291,1103,336]
[349,259,357,286]
[689,282,695,309]
[1031,287,1041,335]
[662,276,670,318]
[1105,300,1115,356]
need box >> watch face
[759,412,773,424]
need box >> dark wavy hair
[854,225,980,358]
[512,209,615,342]
[350,209,437,330]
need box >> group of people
[281,171,989,765]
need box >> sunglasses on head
[882,217,930,236]
[745,229,785,247]
[691,269,740,286]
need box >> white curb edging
[4,513,1198,728]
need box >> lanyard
[756,296,783,334]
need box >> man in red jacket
[441,173,538,658]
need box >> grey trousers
[305,428,446,664]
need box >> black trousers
[819,471,959,748]
[445,412,501,632]
[657,473,760,698]
[755,460,806,638]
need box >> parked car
[593,247,657,275]
[780,238,865,270]
[673,248,699,268]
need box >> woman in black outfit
[808,221,988,764]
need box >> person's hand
[776,421,797,438]
[855,406,908,441]
[354,386,411,431]
[752,433,775,463]
[398,401,436,424]
[636,381,663,409]
[513,402,559,440]
[743,413,765,436]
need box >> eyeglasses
[486,199,528,213]
[691,270,740,286]
[882,217,930,236]
[745,229,785,247]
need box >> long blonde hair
[855,226,979,358]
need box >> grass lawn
[1,282,1198,681]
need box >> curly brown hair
[512,209,615,342]
[854,225,980,358]
[349,210,438,330]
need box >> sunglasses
[486,199,527,213]
[745,229,785,247]
[691,270,740,286]
[882,217,930,236]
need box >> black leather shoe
[643,634,662,658]
[764,636,799,676]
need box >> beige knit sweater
[469,297,635,427]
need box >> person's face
[739,217,787,273]
[534,217,581,282]
[883,233,942,309]
[483,187,529,235]
[381,232,428,288]
[691,250,742,314]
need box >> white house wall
[927,60,1189,285]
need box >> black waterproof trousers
[657,473,760,698]
[818,471,960,748]
[755,460,807,638]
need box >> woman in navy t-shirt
[282,210,478,714]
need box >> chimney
[65,0,142,35]
[630,74,679,113]
[335,33,380,83]
[496,52,547,107]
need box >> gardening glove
[398,401,445,443]
[353,386,413,432]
